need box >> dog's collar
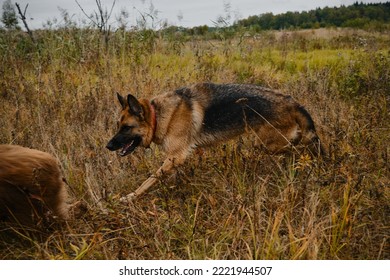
[149,100,157,136]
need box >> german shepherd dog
[107,83,323,202]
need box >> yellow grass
[0,28,389,259]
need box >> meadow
[0,27,388,259]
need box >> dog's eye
[121,125,134,131]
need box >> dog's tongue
[120,140,134,156]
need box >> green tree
[1,0,19,29]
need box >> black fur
[202,84,274,133]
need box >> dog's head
[106,93,154,156]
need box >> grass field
[0,27,389,259]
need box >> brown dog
[107,83,324,201]
[0,144,69,225]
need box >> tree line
[234,2,390,31]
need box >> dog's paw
[119,193,136,204]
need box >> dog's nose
[106,141,115,151]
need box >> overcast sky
[4,0,385,29]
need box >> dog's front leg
[121,152,188,203]
[120,176,158,202]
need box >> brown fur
[0,145,69,225]
[107,83,324,201]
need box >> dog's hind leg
[121,151,189,203]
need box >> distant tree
[1,0,20,29]
[261,13,275,30]
[192,25,209,36]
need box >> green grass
[0,27,389,259]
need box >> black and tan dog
[107,83,324,201]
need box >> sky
[2,0,386,29]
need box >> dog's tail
[295,105,326,157]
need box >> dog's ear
[116,92,126,109]
[127,94,143,118]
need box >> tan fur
[0,145,69,225]
[107,83,324,202]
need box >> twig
[75,0,116,32]
[75,0,98,27]
[15,2,35,43]
[75,0,115,49]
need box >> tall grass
[0,27,389,259]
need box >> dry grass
[0,27,389,259]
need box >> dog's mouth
[119,137,142,157]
